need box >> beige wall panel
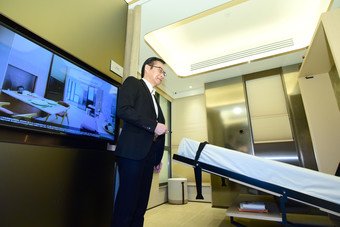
[147,173,167,209]
[0,0,127,83]
[329,65,340,110]
[322,8,340,78]
[172,94,208,145]
[172,94,210,182]
[299,73,340,174]
[246,75,293,143]
[299,9,340,80]
[250,115,293,143]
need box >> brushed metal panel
[205,66,319,208]
[205,76,253,207]
[205,77,253,153]
[254,141,300,166]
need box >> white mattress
[177,138,340,207]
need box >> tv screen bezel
[0,13,120,148]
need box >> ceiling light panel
[144,0,331,77]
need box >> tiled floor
[144,202,335,227]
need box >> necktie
[151,89,158,117]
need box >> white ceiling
[130,0,340,99]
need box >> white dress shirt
[142,78,158,117]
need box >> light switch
[110,60,123,77]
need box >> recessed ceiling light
[233,107,243,115]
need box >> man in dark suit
[112,57,168,227]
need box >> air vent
[191,38,294,71]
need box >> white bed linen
[178,138,340,206]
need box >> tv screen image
[0,16,119,144]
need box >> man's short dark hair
[141,57,165,78]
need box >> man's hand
[154,123,167,136]
[154,162,162,173]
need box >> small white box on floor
[168,178,188,204]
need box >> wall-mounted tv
[0,14,119,145]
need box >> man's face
[144,61,166,87]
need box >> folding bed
[173,138,340,225]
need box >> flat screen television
[0,14,120,146]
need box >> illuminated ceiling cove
[144,0,331,77]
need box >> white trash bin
[168,178,188,204]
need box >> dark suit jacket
[115,77,165,165]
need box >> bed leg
[280,191,288,226]
[194,166,204,199]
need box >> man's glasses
[152,65,167,77]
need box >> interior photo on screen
[0,23,118,142]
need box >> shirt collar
[142,78,155,95]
